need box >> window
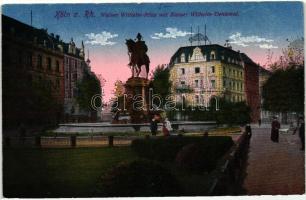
[37,55,42,68]
[56,61,60,72]
[195,52,200,60]
[195,67,200,74]
[56,79,60,89]
[203,54,207,61]
[180,81,185,86]
[181,54,185,62]
[18,51,22,66]
[195,95,200,104]
[181,68,185,75]
[47,57,52,70]
[211,66,215,73]
[223,80,226,88]
[26,52,32,68]
[221,55,224,60]
[210,51,215,60]
[73,73,77,81]
[195,80,199,87]
[211,80,216,89]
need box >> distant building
[62,39,92,122]
[169,44,260,122]
[240,53,260,122]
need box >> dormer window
[195,52,201,60]
[210,51,216,60]
[190,47,204,61]
[180,53,185,63]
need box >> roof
[259,66,272,75]
[2,14,84,59]
[169,44,243,66]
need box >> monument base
[124,77,151,123]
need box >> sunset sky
[3,2,303,101]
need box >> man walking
[150,114,159,136]
[271,116,280,143]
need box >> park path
[243,126,305,195]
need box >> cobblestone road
[243,126,305,195]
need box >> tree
[268,37,304,71]
[113,80,125,97]
[262,67,304,114]
[262,37,304,114]
[76,70,102,112]
[150,64,172,106]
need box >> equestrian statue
[125,33,150,79]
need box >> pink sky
[90,46,281,103]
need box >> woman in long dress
[271,116,280,143]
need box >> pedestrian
[162,118,172,137]
[258,119,261,127]
[293,116,304,151]
[298,117,305,151]
[150,114,159,136]
[271,116,280,143]
[245,123,252,139]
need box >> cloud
[228,32,277,49]
[151,27,191,39]
[85,31,118,46]
[259,44,278,49]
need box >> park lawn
[3,147,137,198]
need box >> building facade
[169,44,245,106]
[241,53,260,122]
[2,15,65,127]
[62,39,92,121]
[2,14,101,128]
[169,44,260,122]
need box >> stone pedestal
[124,77,150,123]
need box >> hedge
[95,159,183,197]
[131,136,234,163]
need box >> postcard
[1,1,305,198]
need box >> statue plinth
[125,77,150,123]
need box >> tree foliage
[262,67,304,113]
[76,70,101,111]
[150,64,172,105]
[262,37,304,113]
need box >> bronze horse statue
[125,34,150,79]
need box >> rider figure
[135,33,148,55]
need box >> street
[243,125,305,195]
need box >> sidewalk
[243,127,305,195]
